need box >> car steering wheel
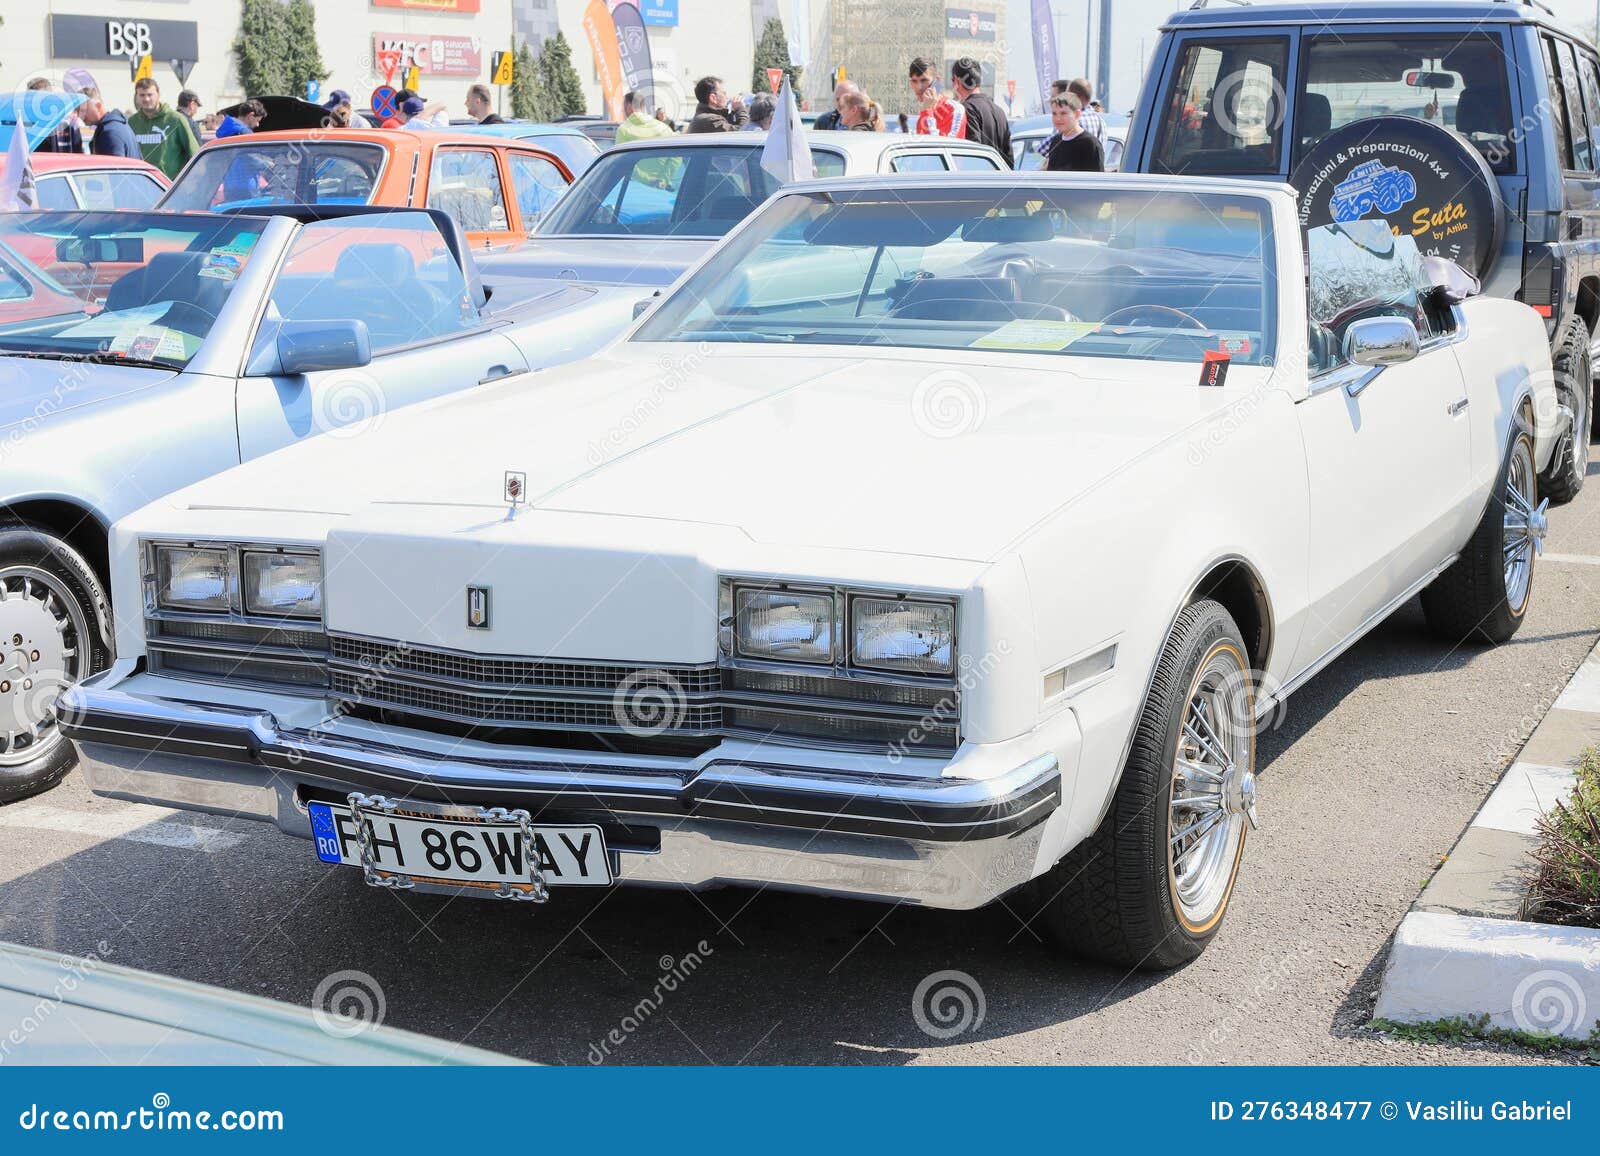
[1101,304,1207,330]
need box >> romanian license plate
[307,796,612,894]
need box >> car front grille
[326,633,959,753]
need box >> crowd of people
[24,53,1109,180]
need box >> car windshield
[539,145,833,238]
[0,211,266,368]
[161,141,386,212]
[633,185,1277,366]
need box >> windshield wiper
[1,349,177,371]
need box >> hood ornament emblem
[504,470,527,520]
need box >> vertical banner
[1031,0,1058,110]
[611,1,654,107]
[582,0,627,120]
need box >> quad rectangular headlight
[733,587,834,665]
[242,552,324,619]
[154,547,230,613]
[850,596,955,676]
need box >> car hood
[165,346,1269,563]
[0,90,84,153]
[478,236,714,287]
[0,356,177,434]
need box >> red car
[19,153,170,211]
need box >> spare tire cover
[1290,115,1503,279]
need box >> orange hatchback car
[159,129,574,249]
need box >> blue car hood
[0,91,86,152]
[0,356,177,434]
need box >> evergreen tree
[283,0,330,98]
[539,32,587,117]
[233,0,288,96]
[510,41,543,121]
[751,17,801,96]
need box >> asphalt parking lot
[3,447,1598,1066]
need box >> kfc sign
[372,32,484,77]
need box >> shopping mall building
[5,1,1019,123]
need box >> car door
[1290,221,1474,674]
[234,212,528,461]
[424,146,514,249]
[504,149,571,236]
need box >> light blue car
[0,205,636,803]
[449,121,604,176]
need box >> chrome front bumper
[60,670,1061,910]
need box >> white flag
[0,102,35,212]
[760,74,813,187]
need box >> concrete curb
[1373,640,1600,1042]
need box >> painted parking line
[0,802,251,852]
[1539,552,1600,565]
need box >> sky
[1024,0,1600,118]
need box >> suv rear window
[1298,33,1515,173]
[1153,38,1289,175]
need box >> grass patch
[1371,1015,1598,1059]
[1525,748,1600,929]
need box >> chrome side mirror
[1344,316,1420,368]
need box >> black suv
[1125,0,1599,500]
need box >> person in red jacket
[909,57,966,139]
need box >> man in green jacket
[615,91,675,145]
[128,77,200,180]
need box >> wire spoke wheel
[0,567,88,768]
[1168,642,1255,932]
[1501,436,1544,615]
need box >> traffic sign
[404,65,422,92]
[492,51,515,86]
[130,55,153,83]
[371,85,399,120]
[1006,78,1017,100]
[306,79,321,103]
[767,67,784,94]
[170,58,196,85]
[376,50,402,86]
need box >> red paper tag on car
[1200,350,1231,388]
[1217,334,1252,356]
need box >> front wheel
[1032,600,1256,970]
[1421,422,1542,644]
[0,527,111,804]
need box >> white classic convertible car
[60,174,1556,968]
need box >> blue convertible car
[0,205,634,802]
